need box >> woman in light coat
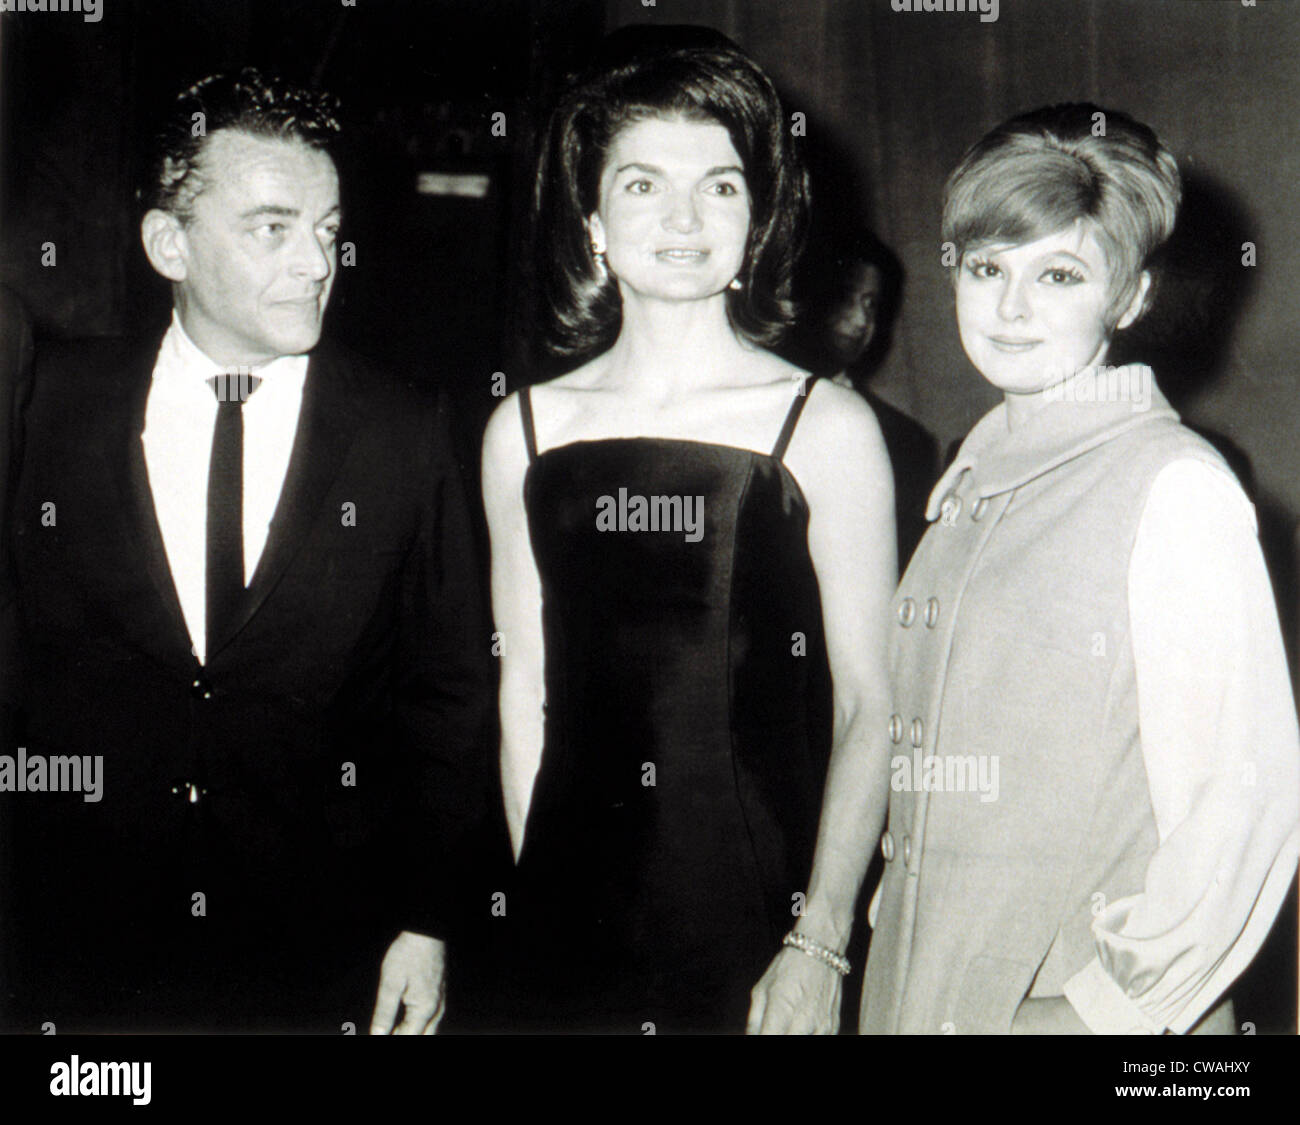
[749,103,1299,1035]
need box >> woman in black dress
[481,26,895,1033]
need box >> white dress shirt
[1062,458,1300,1032]
[141,312,308,664]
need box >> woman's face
[587,115,751,306]
[955,221,1142,397]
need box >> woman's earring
[728,277,743,291]
[592,245,608,283]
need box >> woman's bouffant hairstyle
[941,103,1181,327]
[139,68,341,223]
[532,25,809,360]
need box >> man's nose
[291,229,334,282]
[662,190,702,234]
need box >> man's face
[169,130,340,367]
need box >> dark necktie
[205,372,263,654]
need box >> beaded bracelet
[782,930,851,977]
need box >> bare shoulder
[516,356,613,443]
[482,356,613,491]
[781,376,894,515]
[483,388,525,455]
[799,377,889,460]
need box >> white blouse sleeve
[1062,458,1300,1034]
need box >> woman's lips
[655,248,709,263]
[987,336,1041,353]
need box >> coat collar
[925,364,1180,521]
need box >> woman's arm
[1041,458,1300,1034]
[481,392,548,861]
[748,379,898,1033]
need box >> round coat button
[190,677,214,700]
[902,835,912,865]
[925,597,940,628]
[910,718,924,747]
[897,597,916,627]
[889,714,904,743]
[881,832,895,862]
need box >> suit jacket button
[897,597,916,627]
[888,714,904,743]
[925,597,940,628]
[170,780,207,804]
[902,835,913,865]
[971,497,989,522]
[190,677,214,700]
[910,718,924,748]
[881,831,895,862]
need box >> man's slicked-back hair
[941,103,1181,326]
[140,68,342,223]
[532,25,809,361]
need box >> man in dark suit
[0,70,491,1034]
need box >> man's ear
[141,209,189,283]
[1115,270,1152,331]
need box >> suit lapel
[99,334,199,670]
[206,340,362,660]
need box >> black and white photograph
[0,0,1297,1109]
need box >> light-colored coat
[861,374,1234,1034]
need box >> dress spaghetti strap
[518,385,538,464]
[771,375,818,462]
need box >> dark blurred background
[2,0,1296,1032]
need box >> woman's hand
[1011,996,1091,1035]
[746,947,843,1034]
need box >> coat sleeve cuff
[1062,957,1165,1035]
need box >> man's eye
[255,223,286,239]
[320,226,340,242]
[626,179,655,194]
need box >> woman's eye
[1042,267,1085,285]
[626,179,655,194]
[709,181,741,196]
[966,258,999,279]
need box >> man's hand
[746,947,843,1034]
[370,931,447,1035]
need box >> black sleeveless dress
[505,381,833,1033]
